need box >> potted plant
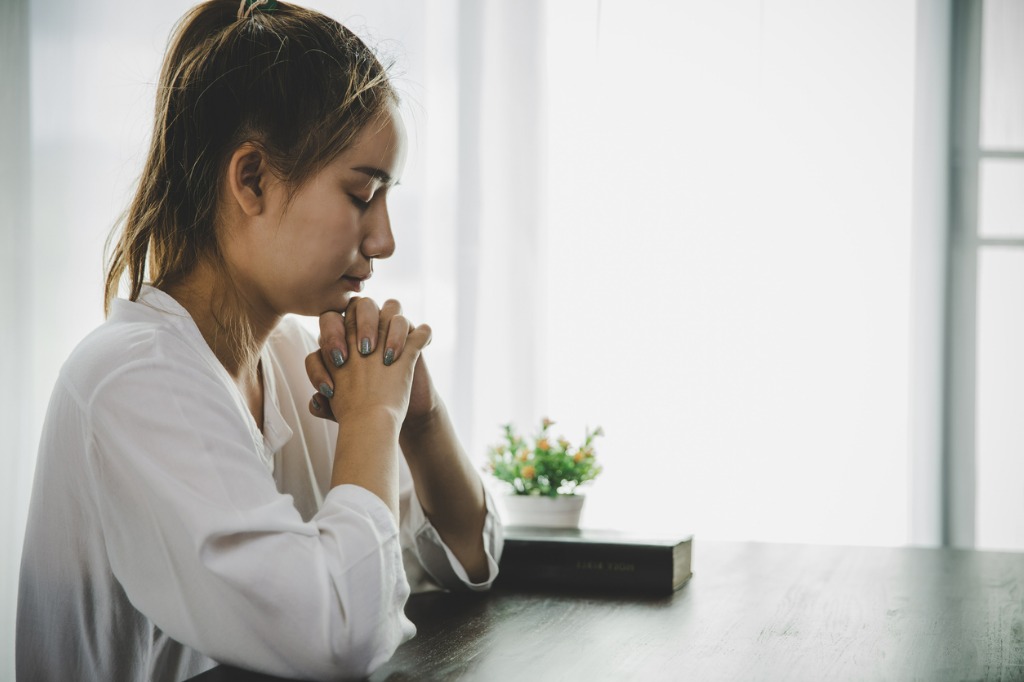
[485,418,603,528]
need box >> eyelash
[349,194,371,211]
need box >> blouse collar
[112,285,294,462]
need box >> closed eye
[349,194,371,211]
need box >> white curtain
[538,0,950,542]
[2,0,961,675]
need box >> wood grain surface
[192,541,1024,681]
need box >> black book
[497,526,693,595]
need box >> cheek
[287,205,358,257]
[326,219,363,255]
[306,226,363,278]
[315,230,359,266]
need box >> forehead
[336,106,407,179]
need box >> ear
[226,144,269,216]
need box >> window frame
[945,0,1024,548]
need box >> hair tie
[237,0,278,21]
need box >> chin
[308,290,354,316]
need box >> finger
[376,299,406,366]
[304,350,334,400]
[380,299,402,326]
[318,310,347,370]
[342,296,361,314]
[382,315,411,366]
[404,323,432,357]
[378,299,402,365]
[308,393,338,423]
[355,297,380,356]
[344,296,360,349]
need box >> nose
[361,200,396,260]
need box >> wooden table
[191,541,1024,681]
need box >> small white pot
[500,493,585,528]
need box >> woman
[16,1,502,680]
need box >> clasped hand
[304,297,436,428]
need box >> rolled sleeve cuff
[319,484,401,538]
[405,486,504,592]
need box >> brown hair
[104,0,395,315]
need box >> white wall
[1,1,32,675]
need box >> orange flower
[516,450,529,462]
[573,451,584,463]
[537,438,550,451]
[521,465,536,479]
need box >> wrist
[331,407,403,515]
[400,400,447,447]
[339,406,403,440]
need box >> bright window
[540,1,918,544]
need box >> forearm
[332,410,403,522]
[399,401,489,583]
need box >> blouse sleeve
[273,316,504,592]
[85,343,414,680]
[398,462,504,592]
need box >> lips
[341,272,370,292]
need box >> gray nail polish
[319,383,334,399]
[383,348,395,366]
[360,338,371,355]
[331,348,344,367]
[311,395,321,411]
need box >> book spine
[498,541,679,594]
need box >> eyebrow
[352,166,399,186]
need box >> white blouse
[16,286,502,682]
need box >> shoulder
[60,298,215,405]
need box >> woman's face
[229,105,407,318]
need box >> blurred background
[2,0,1023,675]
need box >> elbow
[274,610,413,679]
[462,548,493,586]
[210,567,414,680]
[203,609,412,682]
[302,610,412,680]
[293,577,415,680]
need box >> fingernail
[331,348,344,367]
[311,395,321,411]
[383,348,395,366]
[360,338,371,355]
[319,383,334,399]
